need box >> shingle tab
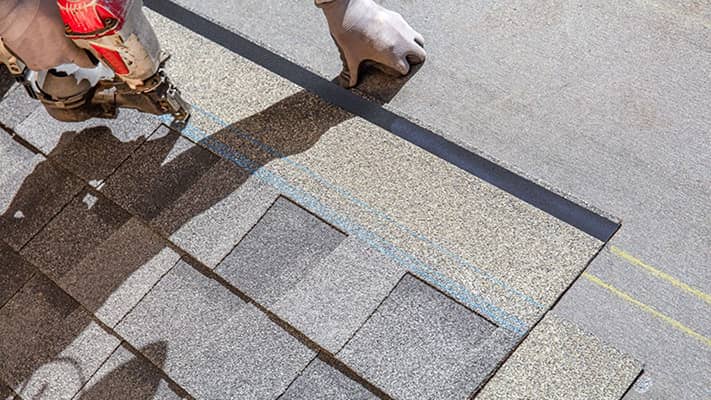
[22,190,180,327]
[0,382,14,400]
[475,314,643,400]
[14,107,160,169]
[0,86,40,131]
[338,274,516,400]
[0,133,83,251]
[72,344,186,400]
[272,236,406,353]
[101,128,221,225]
[116,260,315,400]
[280,358,378,400]
[154,160,279,268]
[0,243,35,307]
[216,197,346,305]
[0,275,120,400]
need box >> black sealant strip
[144,0,620,242]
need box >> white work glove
[317,0,426,88]
[0,0,93,71]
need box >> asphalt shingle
[280,358,378,400]
[272,236,406,353]
[71,344,186,400]
[21,189,180,327]
[116,260,315,400]
[14,107,160,169]
[153,159,279,268]
[101,128,216,225]
[215,196,346,305]
[0,85,39,131]
[0,132,83,251]
[0,382,14,400]
[0,243,35,307]
[475,314,642,400]
[0,275,120,400]
[338,274,516,400]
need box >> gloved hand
[318,0,426,88]
[0,0,93,71]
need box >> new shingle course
[338,274,516,400]
[116,260,315,400]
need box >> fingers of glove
[331,33,363,88]
[344,52,365,88]
[404,41,427,65]
[414,30,425,47]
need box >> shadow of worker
[0,66,15,99]
[0,67,416,399]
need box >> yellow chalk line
[583,272,711,348]
[610,246,711,306]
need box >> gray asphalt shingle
[0,275,120,400]
[21,189,181,327]
[116,260,315,400]
[0,132,83,251]
[152,159,279,269]
[101,127,221,227]
[280,358,378,400]
[71,344,186,400]
[14,107,160,170]
[0,382,14,400]
[0,243,34,307]
[101,125,281,267]
[475,314,643,400]
[0,85,39,131]
[272,236,406,353]
[338,274,516,400]
[215,196,346,305]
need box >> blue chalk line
[158,113,529,335]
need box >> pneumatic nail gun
[0,0,190,126]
